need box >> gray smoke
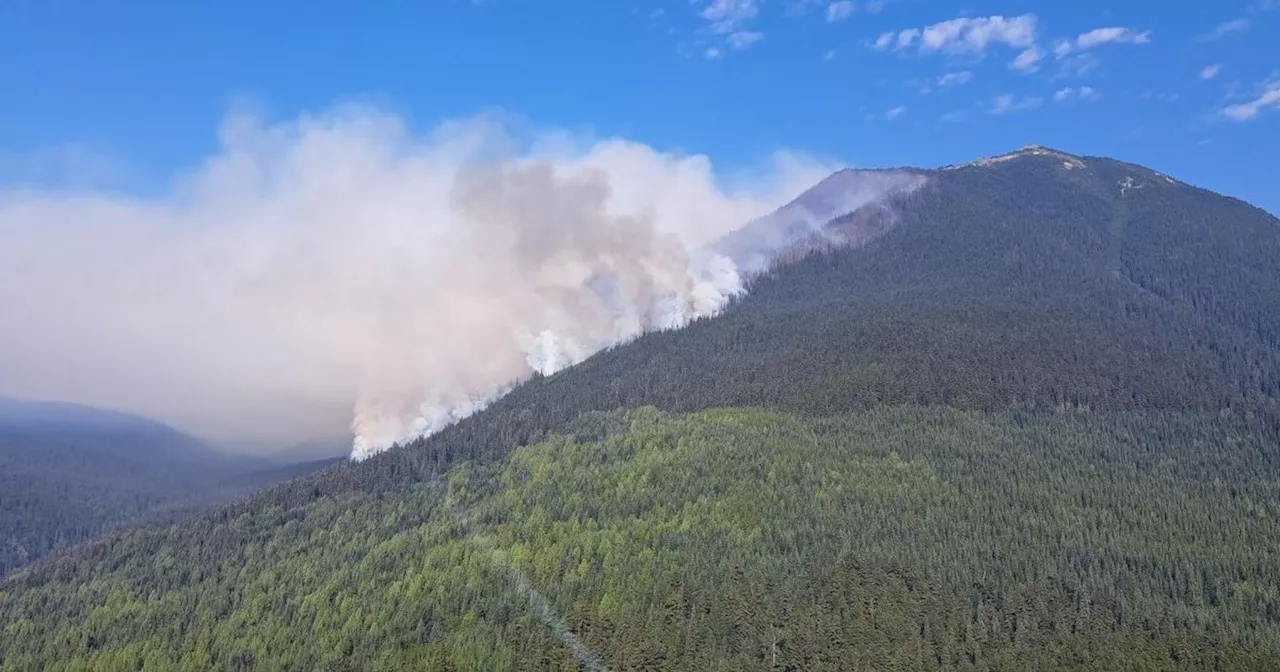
[0,106,841,455]
[714,169,929,275]
[349,159,748,459]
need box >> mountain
[0,396,212,455]
[3,147,1280,670]
[0,397,332,577]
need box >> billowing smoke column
[348,162,747,460]
[349,165,928,461]
[0,106,845,454]
[713,169,929,275]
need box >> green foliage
[334,151,1280,494]
[4,407,1279,669]
[0,427,339,578]
[4,151,1280,669]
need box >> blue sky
[1,0,1277,212]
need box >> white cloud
[1057,52,1101,78]
[1075,27,1150,49]
[1196,18,1250,42]
[886,105,907,120]
[922,15,1037,55]
[1201,64,1223,81]
[698,0,763,55]
[1010,45,1044,73]
[1054,86,1099,102]
[1220,79,1280,120]
[896,28,920,49]
[989,93,1042,115]
[1054,26,1150,61]
[727,31,764,49]
[873,14,1038,58]
[701,0,759,34]
[827,1,854,22]
[937,71,974,87]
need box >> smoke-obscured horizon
[0,106,852,456]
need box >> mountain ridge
[0,397,339,578]
[4,147,1280,670]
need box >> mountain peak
[6,140,1280,670]
[944,145,1086,171]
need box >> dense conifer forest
[0,400,339,577]
[3,408,1278,670]
[3,148,1279,670]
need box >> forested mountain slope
[0,397,334,577]
[346,144,1280,484]
[3,147,1280,670]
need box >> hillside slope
[3,147,1280,670]
[0,398,333,576]
[356,144,1280,484]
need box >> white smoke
[0,105,835,456]
[347,157,755,459]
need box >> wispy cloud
[1075,27,1151,49]
[886,105,907,120]
[1201,64,1223,81]
[1196,18,1250,42]
[696,0,765,54]
[1010,45,1044,73]
[727,31,764,49]
[988,93,1043,115]
[1054,86,1099,102]
[827,1,854,23]
[1220,78,1280,121]
[1053,26,1151,65]
[700,0,759,33]
[1057,53,1102,78]
[1047,25,1146,78]
[872,14,1038,58]
[1195,1,1278,43]
[937,71,974,87]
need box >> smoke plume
[0,106,844,457]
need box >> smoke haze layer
[0,106,847,456]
